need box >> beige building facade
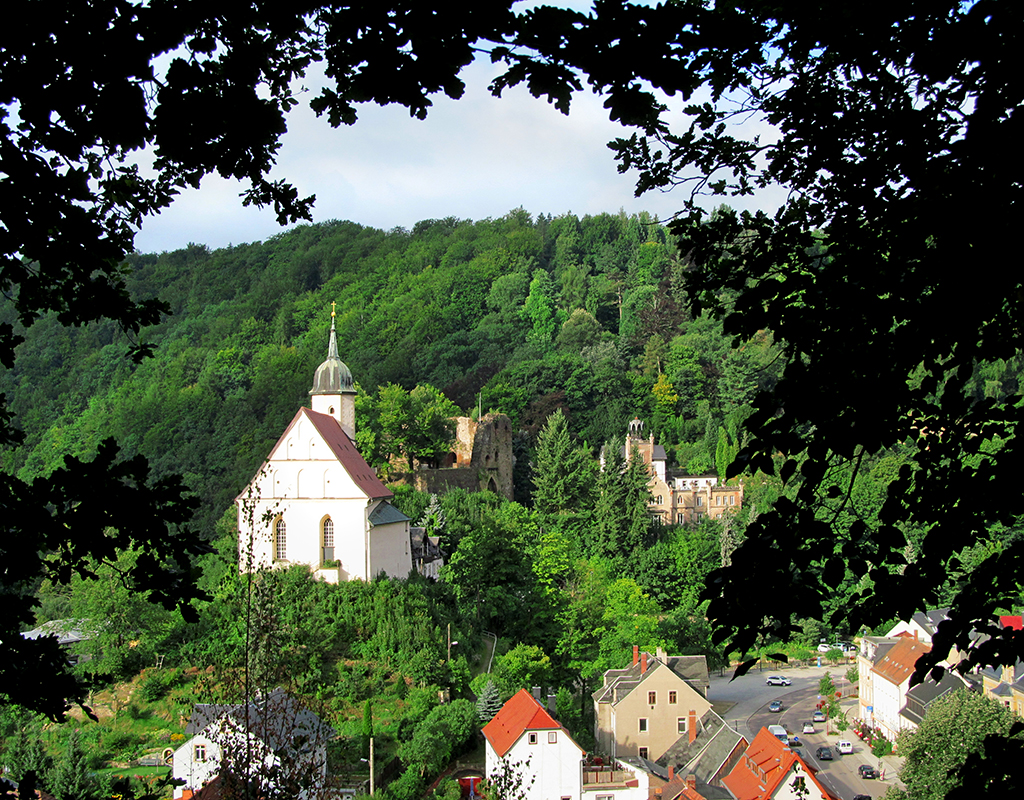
[594,648,712,762]
[619,418,743,525]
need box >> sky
[134,23,785,254]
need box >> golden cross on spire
[331,301,336,318]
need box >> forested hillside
[3,209,1020,799]
[0,209,782,537]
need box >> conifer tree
[591,437,627,560]
[531,410,594,518]
[476,679,503,724]
[48,729,94,800]
[623,444,654,555]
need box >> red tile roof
[1000,616,1023,631]
[722,728,835,800]
[871,637,931,686]
[482,690,562,758]
[257,407,392,501]
[305,408,392,499]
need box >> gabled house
[593,647,712,762]
[980,660,1024,718]
[237,311,412,583]
[172,690,334,800]
[484,689,586,800]
[864,636,931,741]
[900,669,974,728]
[721,728,835,800]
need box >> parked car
[815,747,833,761]
[853,795,871,800]
[768,700,783,713]
[812,710,826,723]
[836,740,854,754]
[766,675,792,686]
[816,643,833,652]
[803,722,815,734]
[858,765,878,780]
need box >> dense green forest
[2,210,1020,799]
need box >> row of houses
[483,647,838,800]
[484,692,835,800]
[857,608,1024,743]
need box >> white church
[236,309,413,582]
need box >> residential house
[900,670,975,729]
[593,647,712,762]
[980,660,1024,717]
[612,419,743,526]
[172,690,334,800]
[862,636,931,742]
[483,689,586,800]
[721,728,835,800]
[237,310,413,583]
[656,709,748,790]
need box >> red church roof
[482,689,562,758]
[304,408,392,500]
[253,407,392,501]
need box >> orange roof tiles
[482,689,562,758]
[722,729,835,800]
[871,637,931,686]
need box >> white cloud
[135,47,783,252]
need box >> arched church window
[322,517,335,563]
[275,518,287,561]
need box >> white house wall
[172,733,222,799]
[487,731,583,800]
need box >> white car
[836,740,854,754]
[766,675,792,686]
[816,643,833,653]
[802,722,815,734]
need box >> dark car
[858,765,878,779]
[768,700,783,712]
[815,746,833,761]
[853,796,871,800]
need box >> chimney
[668,766,675,780]
[633,645,640,666]
[686,775,697,790]
[641,653,648,675]
[532,686,542,701]
[688,710,697,744]
[547,693,557,715]
[656,646,667,661]
[914,629,919,641]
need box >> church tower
[309,304,356,439]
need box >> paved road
[708,663,901,800]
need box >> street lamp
[360,740,375,796]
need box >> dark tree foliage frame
[1,0,1020,719]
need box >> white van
[836,740,854,754]
[768,724,788,744]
